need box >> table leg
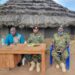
[41,51,45,75]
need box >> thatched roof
[0,0,75,28]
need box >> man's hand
[60,48,65,53]
[10,44,15,47]
[24,41,27,44]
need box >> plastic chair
[50,45,70,70]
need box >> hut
[0,0,75,39]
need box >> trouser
[24,54,41,63]
[52,50,69,65]
[17,54,25,66]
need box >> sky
[0,0,75,11]
[0,0,8,5]
[53,0,75,11]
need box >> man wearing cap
[27,26,44,72]
[52,26,70,72]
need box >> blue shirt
[5,33,25,45]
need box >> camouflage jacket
[27,33,44,44]
[53,33,70,51]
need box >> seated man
[5,27,25,45]
[5,27,25,66]
[52,26,70,72]
[27,26,44,72]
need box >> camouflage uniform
[27,33,44,62]
[52,33,70,64]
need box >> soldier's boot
[60,63,66,72]
[29,61,35,71]
[56,64,60,69]
[36,62,41,72]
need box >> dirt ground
[0,40,75,75]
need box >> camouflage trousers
[52,49,69,65]
[24,54,41,63]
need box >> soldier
[52,26,70,72]
[27,26,44,72]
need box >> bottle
[1,38,5,46]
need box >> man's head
[10,27,16,36]
[58,26,64,35]
[33,26,39,34]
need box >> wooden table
[0,44,46,75]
